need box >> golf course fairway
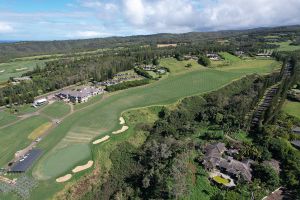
[33,58,281,180]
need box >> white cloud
[80,0,102,8]
[122,0,300,33]
[73,30,107,38]
[0,21,14,33]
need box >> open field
[41,102,71,119]
[31,58,280,180]
[0,59,52,83]
[269,41,300,51]
[282,100,300,119]
[0,116,50,167]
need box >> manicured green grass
[213,176,230,184]
[0,59,52,83]
[282,100,300,119]
[41,102,71,119]
[36,144,91,180]
[0,116,50,167]
[219,52,241,63]
[0,111,17,127]
[32,58,281,180]
[6,103,45,116]
[270,41,300,51]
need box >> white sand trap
[0,70,5,73]
[72,160,94,173]
[112,126,129,134]
[92,135,110,145]
[56,174,72,183]
[119,117,125,125]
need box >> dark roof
[10,149,42,172]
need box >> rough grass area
[282,100,300,119]
[231,131,253,143]
[32,57,281,180]
[28,122,52,140]
[213,176,230,184]
[41,102,71,119]
[186,166,220,200]
[0,116,50,167]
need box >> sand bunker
[56,174,72,183]
[72,160,94,173]
[92,135,110,145]
[119,117,125,125]
[0,70,5,73]
[112,126,129,134]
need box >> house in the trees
[202,142,253,182]
[206,53,220,61]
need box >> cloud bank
[0,0,299,40]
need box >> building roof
[202,142,252,182]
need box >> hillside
[0,25,299,62]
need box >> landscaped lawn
[282,100,300,119]
[41,102,71,119]
[33,57,281,181]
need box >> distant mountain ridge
[0,25,299,62]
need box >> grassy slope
[282,100,300,119]
[0,115,50,167]
[32,58,280,180]
[41,102,71,119]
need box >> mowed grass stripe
[33,58,280,179]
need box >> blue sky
[0,0,299,40]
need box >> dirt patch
[119,117,125,125]
[56,174,72,183]
[72,160,94,173]
[112,126,129,134]
[92,135,110,145]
